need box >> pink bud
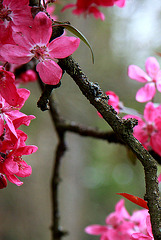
[0,174,7,189]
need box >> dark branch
[58,56,161,240]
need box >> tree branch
[58,56,161,240]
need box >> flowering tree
[0,0,161,240]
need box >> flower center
[30,45,49,62]
[0,3,12,23]
[145,123,155,136]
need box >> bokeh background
[1,0,161,239]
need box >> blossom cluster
[85,199,153,240]
[99,57,161,157]
[0,67,38,188]
[62,0,126,21]
[0,0,82,188]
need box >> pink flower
[85,199,153,240]
[85,199,134,240]
[62,0,126,21]
[1,12,80,85]
[16,69,37,85]
[128,57,161,102]
[124,102,161,156]
[98,91,120,117]
[0,143,38,186]
[0,88,34,138]
[106,91,120,113]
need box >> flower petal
[49,36,80,59]
[85,225,108,235]
[6,174,23,186]
[115,0,126,7]
[145,57,160,79]
[128,65,150,83]
[36,60,62,85]
[31,12,52,45]
[136,83,156,102]
[0,44,32,64]
[144,102,155,122]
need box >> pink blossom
[85,199,153,240]
[62,0,126,21]
[0,88,34,138]
[0,173,7,189]
[106,91,120,113]
[124,102,161,156]
[0,129,38,186]
[85,200,135,240]
[98,91,120,117]
[16,69,37,85]
[128,57,161,102]
[1,12,80,85]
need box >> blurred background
[1,0,161,239]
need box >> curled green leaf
[53,22,94,63]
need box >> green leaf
[53,22,94,63]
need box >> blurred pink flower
[128,57,161,102]
[85,199,152,240]
[124,102,161,156]
[62,0,126,21]
[98,91,120,117]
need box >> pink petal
[0,117,4,136]
[61,4,75,12]
[36,60,62,85]
[133,127,148,145]
[146,215,153,237]
[48,36,80,59]
[14,145,38,156]
[158,173,161,183]
[4,115,17,138]
[16,161,32,177]
[115,199,130,219]
[128,65,150,83]
[6,174,23,186]
[98,0,114,6]
[145,57,160,79]
[144,102,155,122]
[85,225,108,235]
[156,72,161,92]
[150,133,161,156]
[115,0,126,7]
[136,83,156,102]
[131,233,151,239]
[0,69,22,107]
[4,158,19,175]
[0,44,32,64]
[88,6,105,21]
[17,88,30,108]
[31,12,52,45]
[13,115,36,129]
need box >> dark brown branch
[50,134,68,240]
[58,56,161,240]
